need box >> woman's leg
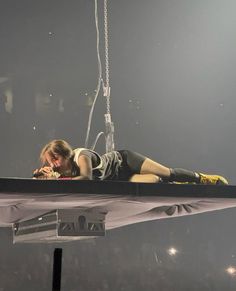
[140,158,200,183]
[139,158,229,184]
[129,173,161,183]
[120,150,198,183]
[120,150,228,184]
[140,158,171,177]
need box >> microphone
[32,172,45,178]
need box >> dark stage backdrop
[0,0,236,290]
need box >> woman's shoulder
[73,148,101,160]
[73,147,99,154]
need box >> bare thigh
[140,158,171,178]
[129,174,160,183]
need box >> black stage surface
[0,178,236,230]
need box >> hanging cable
[84,0,102,149]
[103,0,115,153]
[84,0,115,152]
[91,131,105,151]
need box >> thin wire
[91,132,106,150]
[84,0,102,148]
[103,0,111,112]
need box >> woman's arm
[72,154,93,180]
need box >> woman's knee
[129,174,160,183]
[146,174,160,183]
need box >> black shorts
[117,150,147,181]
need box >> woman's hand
[33,167,61,179]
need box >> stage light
[226,266,236,276]
[167,247,178,256]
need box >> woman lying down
[33,139,228,185]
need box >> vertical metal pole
[52,248,63,291]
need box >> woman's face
[44,152,68,173]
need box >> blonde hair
[40,140,73,165]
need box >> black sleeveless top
[72,148,123,180]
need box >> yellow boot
[199,173,228,185]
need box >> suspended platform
[0,177,236,243]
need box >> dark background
[0,0,236,290]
